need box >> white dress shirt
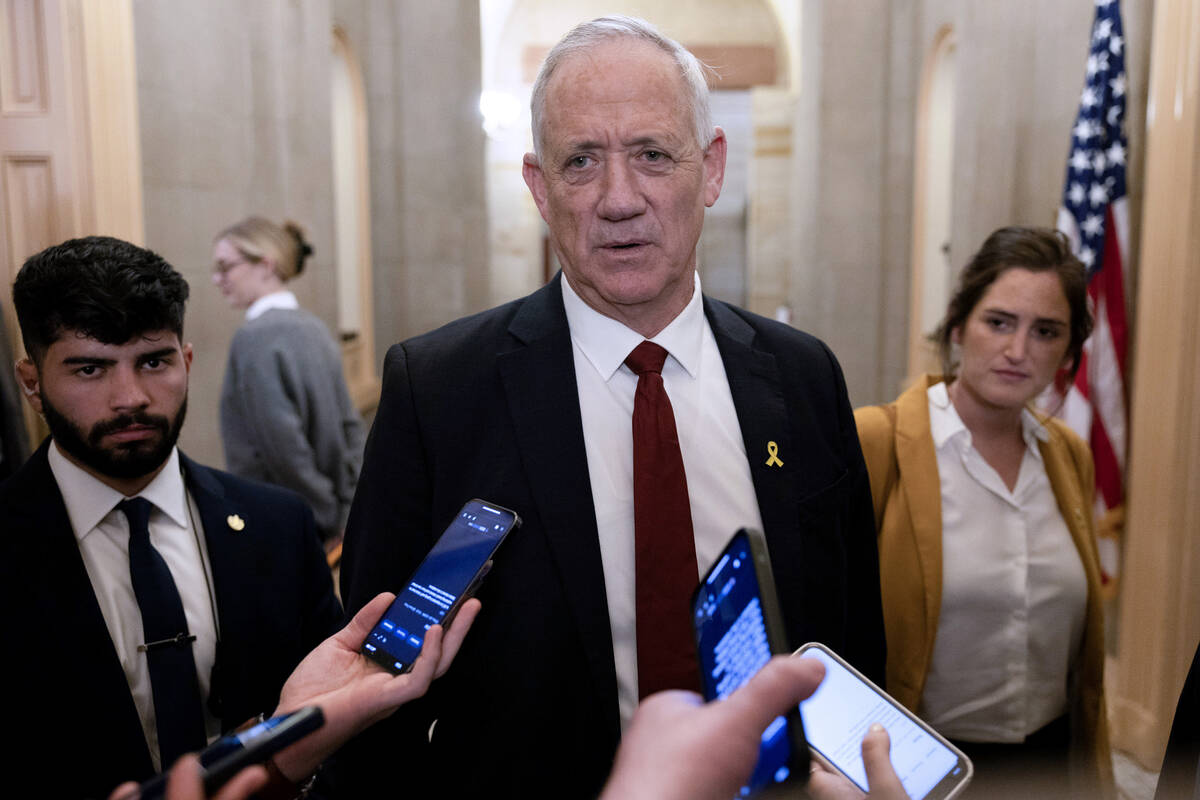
[919,383,1088,742]
[245,289,299,321]
[49,443,221,769]
[562,272,764,729]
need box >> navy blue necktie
[119,497,207,769]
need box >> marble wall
[333,1,488,351]
[785,0,1152,407]
[134,0,339,467]
[133,0,487,467]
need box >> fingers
[335,592,397,648]
[405,623,444,688]
[211,765,269,800]
[436,598,481,677]
[718,656,825,732]
[806,767,868,800]
[163,755,204,800]
[107,781,140,800]
[860,725,908,799]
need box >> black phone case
[691,527,811,793]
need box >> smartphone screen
[362,499,519,674]
[796,643,972,800]
[692,528,807,796]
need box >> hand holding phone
[691,528,809,796]
[795,643,972,800]
[361,499,520,674]
[128,707,324,800]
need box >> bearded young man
[0,236,341,800]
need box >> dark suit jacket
[1157,640,1200,800]
[0,441,342,799]
[335,274,885,798]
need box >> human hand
[107,755,267,800]
[269,592,480,781]
[599,656,827,800]
[806,724,910,800]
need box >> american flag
[1051,0,1130,584]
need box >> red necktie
[625,341,701,698]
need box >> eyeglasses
[212,256,259,276]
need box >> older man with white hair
[335,16,885,797]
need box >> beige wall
[333,1,488,352]
[134,0,339,467]
[791,0,1152,408]
[132,0,486,467]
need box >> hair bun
[283,220,313,276]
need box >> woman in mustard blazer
[855,227,1113,798]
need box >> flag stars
[1094,18,1113,42]
[1070,149,1092,171]
[1079,246,1096,269]
[1068,182,1087,206]
[1088,182,1109,206]
[1093,151,1107,171]
[1109,33,1123,55]
[1074,119,1095,140]
[1107,105,1123,126]
[1089,52,1110,77]
[1081,87,1099,108]
[1082,214,1104,238]
[1106,141,1126,166]
[1109,73,1127,97]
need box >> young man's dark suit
[334,273,886,798]
[0,441,343,800]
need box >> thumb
[861,724,908,799]
[335,592,396,647]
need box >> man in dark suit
[335,16,885,798]
[1157,641,1200,800]
[0,236,342,799]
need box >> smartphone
[361,498,520,675]
[691,528,809,796]
[795,642,973,800]
[133,706,324,800]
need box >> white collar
[245,290,299,321]
[560,271,704,381]
[48,443,190,543]
[927,380,1048,455]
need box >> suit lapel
[704,299,799,538]
[11,443,153,777]
[180,454,256,725]
[497,275,618,713]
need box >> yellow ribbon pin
[226,514,245,531]
[765,441,784,467]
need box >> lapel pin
[765,441,784,468]
[227,514,246,531]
